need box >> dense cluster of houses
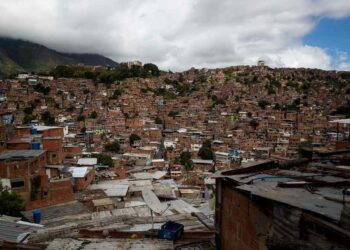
[0,65,349,249]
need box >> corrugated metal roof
[129,180,153,192]
[329,118,350,124]
[22,201,90,223]
[47,238,174,250]
[132,172,153,180]
[89,180,129,197]
[68,167,92,178]
[0,150,46,160]
[132,171,167,180]
[236,181,343,221]
[152,171,167,179]
[0,220,38,243]
[191,159,214,165]
[33,125,62,131]
[92,198,114,207]
[77,158,97,165]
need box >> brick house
[0,150,47,202]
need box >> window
[43,190,48,197]
[11,178,25,188]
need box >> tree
[102,100,108,107]
[66,105,75,112]
[179,151,192,166]
[129,133,141,146]
[130,65,142,77]
[249,119,259,130]
[168,110,179,118]
[89,111,98,119]
[258,100,270,109]
[0,183,24,217]
[198,140,213,160]
[143,63,160,77]
[77,115,85,122]
[184,162,193,179]
[41,111,55,125]
[273,103,281,110]
[51,65,74,78]
[198,146,213,160]
[84,71,95,79]
[23,114,36,124]
[93,154,113,167]
[202,139,211,149]
[80,126,86,134]
[110,88,123,100]
[34,83,51,95]
[179,151,193,178]
[105,141,121,153]
[24,101,36,115]
[155,117,163,124]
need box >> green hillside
[0,49,24,77]
[0,37,118,77]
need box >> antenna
[142,189,171,229]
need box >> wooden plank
[142,189,167,214]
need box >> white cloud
[0,0,349,71]
[338,62,350,71]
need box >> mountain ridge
[0,37,118,77]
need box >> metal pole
[337,122,339,142]
[151,209,154,230]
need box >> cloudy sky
[1,0,350,71]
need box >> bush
[155,117,163,124]
[0,183,24,217]
[105,141,121,153]
[89,111,98,119]
[93,154,113,167]
[129,134,141,146]
[168,111,179,118]
[77,115,85,122]
[258,100,270,109]
[198,141,213,160]
[23,114,36,124]
[41,111,55,125]
[34,83,51,95]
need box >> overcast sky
[1,0,350,71]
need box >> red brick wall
[193,164,212,172]
[0,155,46,179]
[335,141,350,150]
[6,142,31,150]
[0,153,47,202]
[13,127,31,138]
[152,161,165,169]
[149,130,161,141]
[25,179,74,210]
[218,181,270,250]
[115,167,126,179]
[75,170,95,191]
[63,146,82,154]
[42,138,63,164]
[0,126,6,141]
[40,127,64,137]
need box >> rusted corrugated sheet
[271,205,302,240]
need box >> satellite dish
[142,189,167,214]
